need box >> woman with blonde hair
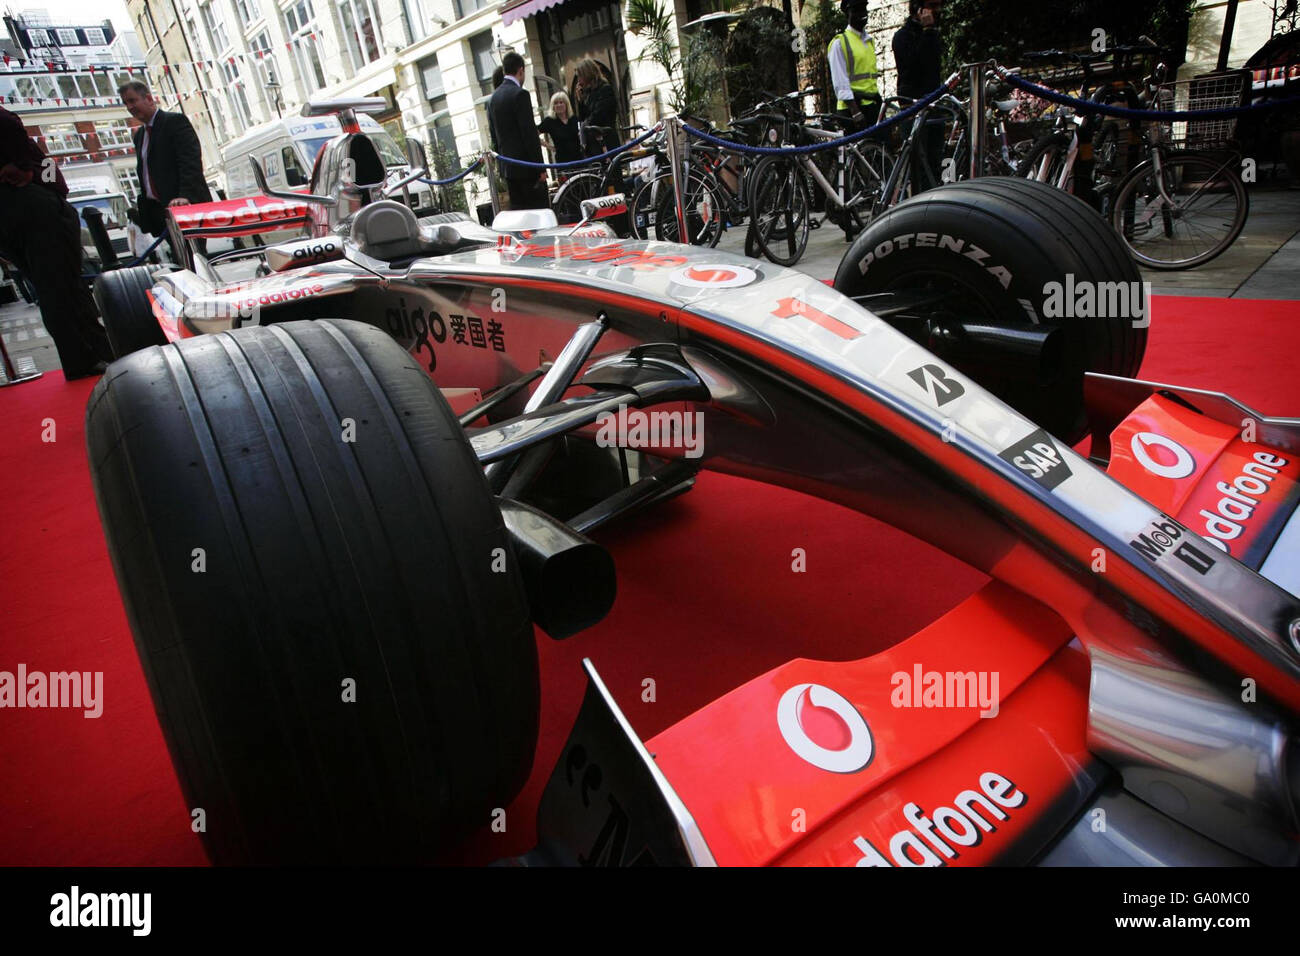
[538,90,581,164]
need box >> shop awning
[501,0,569,27]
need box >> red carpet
[1,294,1296,865]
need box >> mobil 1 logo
[999,428,1071,491]
[1130,514,1216,575]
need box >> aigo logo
[668,263,758,289]
[1131,431,1196,480]
[777,683,873,773]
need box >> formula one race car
[85,99,1300,867]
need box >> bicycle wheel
[751,157,811,266]
[653,170,724,247]
[1111,150,1248,270]
[552,172,603,224]
[842,140,895,232]
[1017,132,1074,192]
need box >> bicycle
[550,123,666,234]
[1108,71,1250,269]
[747,97,896,265]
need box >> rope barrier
[417,154,485,187]
[993,65,1300,121]
[680,81,956,156]
[489,123,665,171]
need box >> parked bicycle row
[429,38,1291,272]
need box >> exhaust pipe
[499,498,616,640]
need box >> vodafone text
[50,886,151,936]
[852,771,1026,866]
[1198,451,1289,552]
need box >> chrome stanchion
[484,151,501,219]
[665,116,689,241]
[967,61,988,181]
[0,327,42,387]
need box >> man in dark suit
[119,81,211,247]
[488,52,548,210]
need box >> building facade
[0,11,152,202]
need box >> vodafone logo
[669,263,758,289]
[777,683,873,773]
[1131,432,1196,480]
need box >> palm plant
[625,0,724,118]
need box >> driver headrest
[350,200,420,259]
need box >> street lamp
[266,77,284,119]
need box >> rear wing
[169,194,313,240]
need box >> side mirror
[404,138,428,172]
[249,156,334,206]
[567,193,627,236]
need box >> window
[337,0,382,71]
[249,31,276,84]
[97,121,134,147]
[56,29,80,45]
[403,0,433,43]
[222,60,254,130]
[453,0,491,20]
[28,29,51,47]
[200,3,230,53]
[468,31,497,99]
[284,0,326,93]
[119,167,140,202]
[57,75,79,99]
[85,27,107,45]
[94,73,114,96]
[282,146,308,186]
[420,57,461,174]
[43,125,84,153]
[76,75,97,98]
[234,0,260,28]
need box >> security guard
[828,0,882,128]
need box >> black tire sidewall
[93,265,165,359]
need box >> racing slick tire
[93,265,166,359]
[85,319,540,864]
[834,176,1145,442]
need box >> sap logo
[777,683,873,773]
[999,428,1072,490]
[1131,432,1196,480]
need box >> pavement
[3,185,1296,382]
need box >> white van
[221,114,439,215]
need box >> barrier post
[968,62,987,181]
[484,151,501,218]
[0,328,42,387]
[665,115,689,241]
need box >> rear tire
[93,265,165,358]
[834,177,1146,442]
[85,319,540,864]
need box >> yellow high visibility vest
[830,29,879,109]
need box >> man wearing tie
[118,81,211,254]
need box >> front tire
[86,319,540,864]
[834,177,1146,442]
[93,265,165,358]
